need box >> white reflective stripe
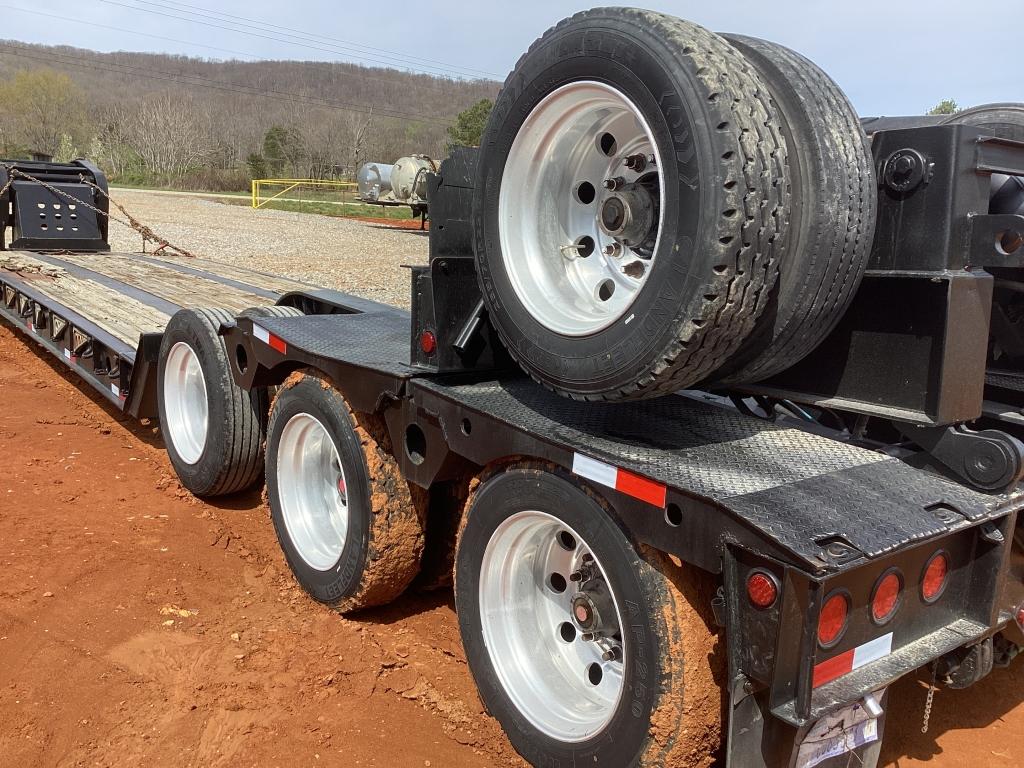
[63,348,72,359]
[110,383,120,397]
[253,323,271,345]
[572,453,618,489]
[853,633,892,669]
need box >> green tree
[0,69,88,156]
[262,125,304,177]
[246,152,268,180]
[927,99,961,116]
[447,98,493,148]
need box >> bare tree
[121,93,212,178]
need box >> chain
[921,663,938,734]
[0,163,195,258]
[78,175,195,258]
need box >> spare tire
[713,35,876,384]
[944,104,1024,215]
[943,103,1024,141]
[473,8,789,400]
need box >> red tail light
[818,591,850,648]
[419,330,437,355]
[921,551,949,603]
[871,569,903,624]
[747,571,779,609]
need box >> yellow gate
[250,179,358,209]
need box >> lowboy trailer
[4,10,1024,768]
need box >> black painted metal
[1,159,109,252]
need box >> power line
[0,41,453,126]
[138,0,502,79]
[98,0,494,81]
[0,4,482,97]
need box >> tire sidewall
[455,467,662,765]
[475,18,721,394]
[266,375,372,604]
[157,313,233,492]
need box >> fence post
[251,179,257,209]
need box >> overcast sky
[3,0,1021,117]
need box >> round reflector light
[818,591,850,648]
[871,569,902,624]
[921,551,949,604]
[419,330,437,355]
[747,571,779,610]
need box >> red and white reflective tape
[109,382,125,401]
[813,632,893,688]
[63,348,77,363]
[253,323,287,354]
[571,452,667,508]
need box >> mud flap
[725,684,886,768]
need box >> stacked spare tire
[473,8,877,400]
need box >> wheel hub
[598,184,656,247]
[478,512,626,742]
[498,80,665,336]
[276,413,350,572]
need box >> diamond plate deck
[254,311,417,378]
[416,378,1021,563]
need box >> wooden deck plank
[1,253,169,346]
[50,253,275,313]
[137,252,313,295]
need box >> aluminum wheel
[499,81,664,336]
[276,413,349,571]
[479,511,625,742]
[162,341,209,465]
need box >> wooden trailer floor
[0,250,313,347]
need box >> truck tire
[943,103,1024,141]
[473,8,789,400]
[714,36,876,383]
[266,370,425,613]
[157,307,268,497]
[455,466,722,766]
[240,305,305,320]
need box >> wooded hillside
[0,41,499,189]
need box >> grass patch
[221,197,417,220]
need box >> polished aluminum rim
[499,81,664,336]
[478,511,625,742]
[163,341,209,465]
[276,413,349,571]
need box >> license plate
[795,696,882,768]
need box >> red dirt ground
[351,216,428,230]
[1,320,1022,767]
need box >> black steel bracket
[900,423,1024,492]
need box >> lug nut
[603,243,622,257]
[581,632,596,642]
[602,176,625,191]
[623,153,647,172]
[569,571,583,582]
[601,646,622,662]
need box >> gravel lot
[107,190,429,308]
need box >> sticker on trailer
[813,633,893,688]
[63,348,76,363]
[571,453,667,507]
[252,323,287,354]
[795,695,882,768]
